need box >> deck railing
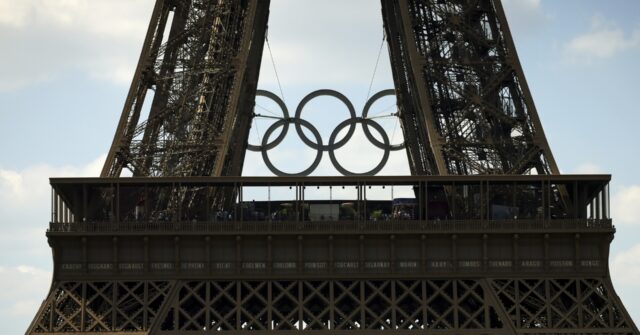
[49,218,613,234]
[49,175,612,229]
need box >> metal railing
[50,175,613,226]
[48,218,613,234]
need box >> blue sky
[0,0,639,333]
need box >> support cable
[367,103,399,119]
[255,103,280,117]
[253,117,262,142]
[391,117,399,145]
[364,32,387,104]
[364,32,400,148]
[266,34,286,104]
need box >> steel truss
[30,278,635,334]
[382,0,559,176]
[102,0,269,178]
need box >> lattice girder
[30,281,172,333]
[382,0,560,175]
[28,279,637,334]
[102,0,270,178]
[490,278,634,331]
[157,279,507,332]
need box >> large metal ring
[247,90,290,151]
[328,117,391,176]
[261,118,323,177]
[362,89,405,151]
[294,89,357,151]
[250,89,400,176]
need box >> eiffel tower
[28,0,638,334]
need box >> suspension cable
[364,32,387,104]
[255,103,280,117]
[391,117,399,145]
[266,34,286,104]
[253,118,262,141]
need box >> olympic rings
[248,90,290,151]
[361,89,405,151]
[329,117,390,176]
[249,89,404,176]
[295,89,356,151]
[261,118,323,177]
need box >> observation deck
[47,175,613,281]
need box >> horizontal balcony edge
[47,219,615,235]
[49,174,612,185]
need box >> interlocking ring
[261,118,324,177]
[249,89,404,176]
[328,117,390,176]
[248,90,290,151]
[362,89,405,151]
[294,89,357,151]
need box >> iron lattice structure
[28,0,638,334]
[382,0,559,176]
[102,0,270,178]
[32,278,634,333]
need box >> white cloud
[0,266,51,316]
[0,0,150,38]
[0,0,393,91]
[573,163,605,174]
[611,244,640,286]
[0,155,105,259]
[502,0,541,14]
[564,17,640,63]
[0,154,105,209]
[0,0,152,91]
[501,0,548,36]
[612,185,640,226]
[0,156,105,332]
[0,1,31,28]
[0,265,51,334]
